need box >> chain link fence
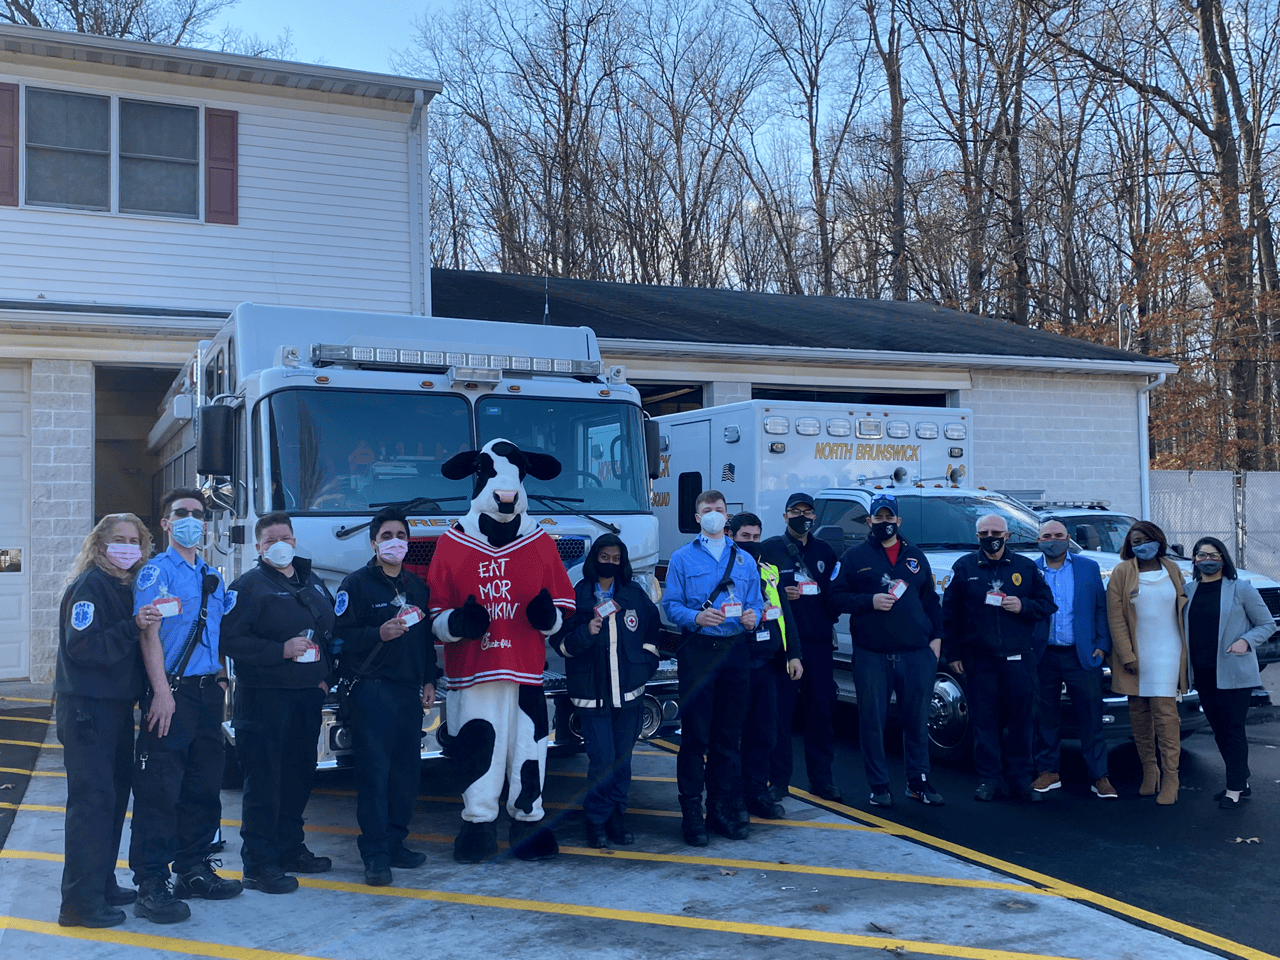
[1151,470,1280,581]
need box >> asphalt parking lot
[0,679,1276,960]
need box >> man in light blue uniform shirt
[1031,520,1115,799]
[129,488,242,924]
[664,489,764,845]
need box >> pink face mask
[105,543,142,570]
[376,539,409,564]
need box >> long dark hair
[1120,520,1168,560]
[582,533,632,585]
[1191,536,1238,581]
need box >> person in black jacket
[556,534,660,848]
[758,492,842,802]
[829,494,944,808]
[333,507,440,886]
[54,513,154,928]
[941,514,1056,802]
[222,513,337,895]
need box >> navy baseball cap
[868,494,899,517]
[785,492,815,510]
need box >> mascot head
[442,438,562,547]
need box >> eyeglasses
[1194,552,1222,561]
[786,508,816,518]
[170,508,205,520]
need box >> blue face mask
[171,516,204,549]
[1131,541,1159,561]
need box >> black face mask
[870,521,898,542]
[736,541,762,560]
[1195,560,1224,577]
[979,535,1006,555]
[595,562,621,581]
[788,516,813,536]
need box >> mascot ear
[441,450,481,481]
[523,451,562,482]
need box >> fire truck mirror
[197,404,234,478]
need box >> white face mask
[376,539,409,564]
[263,540,295,568]
[699,510,727,535]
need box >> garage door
[0,364,30,679]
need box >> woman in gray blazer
[1183,537,1275,809]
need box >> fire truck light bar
[310,344,602,377]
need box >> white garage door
[0,364,30,679]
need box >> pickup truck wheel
[222,740,244,790]
[927,671,973,766]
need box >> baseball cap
[785,492,815,511]
[868,494,899,517]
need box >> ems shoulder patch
[335,591,349,616]
[71,601,94,631]
[136,564,159,590]
[224,590,237,613]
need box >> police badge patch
[817,560,825,573]
[906,558,920,574]
[624,609,639,632]
[224,590,237,613]
[335,591,349,616]
[71,601,94,631]
[136,564,159,590]
[1011,573,1022,586]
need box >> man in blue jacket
[1031,520,1115,798]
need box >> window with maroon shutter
[205,108,238,225]
[0,83,16,207]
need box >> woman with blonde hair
[55,513,156,928]
[1105,520,1187,805]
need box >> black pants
[580,705,642,825]
[57,695,134,915]
[771,637,837,791]
[236,685,325,874]
[349,680,422,865]
[967,653,1036,788]
[1034,646,1108,781]
[129,682,226,883]
[677,638,750,803]
[741,661,779,802]
[1197,675,1251,791]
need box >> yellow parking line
[0,801,66,814]
[0,916,339,960]
[631,749,672,756]
[0,715,54,725]
[0,738,58,749]
[0,765,62,777]
[549,770,677,782]
[0,695,52,704]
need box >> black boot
[585,820,610,848]
[706,798,750,840]
[453,821,500,864]
[509,820,559,861]
[605,811,634,845]
[679,797,709,847]
[134,879,191,924]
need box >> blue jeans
[580,706,642,825]
[852,646,936,790]
[1034,646,1108,782]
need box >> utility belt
[174,673,224,688]
[681,628,746,651]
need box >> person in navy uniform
[130,488,241,923]
[222,512,338,894]
[663,490,764,845]
[54,513,153,928]
[333,507,440,886]
[555,534,660,848]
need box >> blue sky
[214,0,442,75]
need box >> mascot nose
[493,489,519,514]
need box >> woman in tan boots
[1105,521,1187,804]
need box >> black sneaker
[605,811,634,845]
[58,904,126,928]
[810,783,844,802]
[1213,786,1251,801]
[388,847,427,869]
[973,780,999,802]
[279,849,332,874]
[767,783,790,803]
[173,858,243,901]
[242,869,299,895]
[907,778,945,806]
[134,879,192,924]
[744,795,786,819]
[868,787,893,807]
[365,859,393,886]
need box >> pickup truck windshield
[1050,513,1134,553]
[819,492,1043,553]
[264,389,474,514]
[476,396,650,514]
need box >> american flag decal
[721,462,736,482]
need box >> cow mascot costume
[429,439,576,862]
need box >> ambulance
[149,302,679,779]
[651,400,973,554]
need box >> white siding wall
[960,371,1142,516]
[0,63,414,313]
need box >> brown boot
[1129,696,1160,796]
[1152,697,1181,806]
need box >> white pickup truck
[811,486,1209,763]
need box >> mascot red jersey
[429,439,575,862]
